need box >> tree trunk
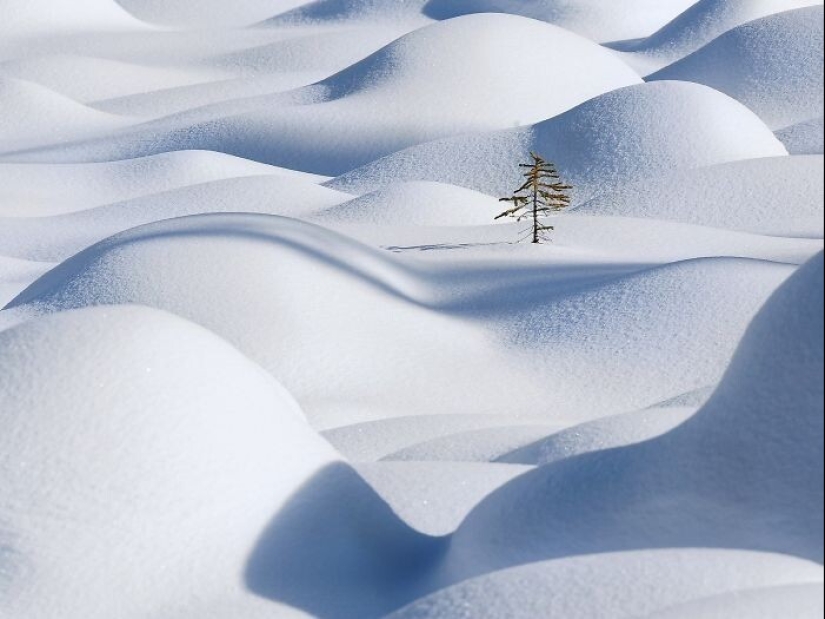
[532,183,540,244]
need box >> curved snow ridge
[0,151,327,218]
[0,0,150,38]
[2,14,642,174]
[444,253,824,579]
[0,176,353,262]
[4,214,537,428]
[776,117,825,155]
[264,0,434,26]
[388,550,824,619]
[329,81,787,201]
[649,6,825,130]
[0,77,135,152]
[576,155,825,237]
[423,0,698,43]
[618,0,824,72]
[312,181,505,227]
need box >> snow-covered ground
[0,2,822,618]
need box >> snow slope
[1,15,641,173]
[576,155,824,236]
[0,305,339,618]
[446,252,824,579]
[331,81,787,200]
[617,0,824,72]
[777,116,825,154]
[650,6,825,129]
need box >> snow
[615,0,825,73]
[0,2,822,617]
[650,6,825,129]
[330,81,788,199]
[777,116,825,154]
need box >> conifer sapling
[496,153,572,244]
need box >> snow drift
[650,6,825,129]
[330,81,787,200]
[445,252,824,579]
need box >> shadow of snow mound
[329,81,786,200]
[246,462,446,619]
[445,252,824,580]
[649,6,825,129]
[777,117,825,155]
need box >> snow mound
[0,151,326,218]
[0,177,352,262]
[0,0,147,38]
[113,0,312,27]
[650,7,825,129]
[389,550,824,619]
[4,214,535,428]
[424,0,698,43]
[330,81,787,201]
[0,304,341,618]
[266,0,434,26]
[777,117,825,154]
[7,15,641,174]
[646,583,824,619]
[576,155,824,236]
[446,253,824,578]
[6,218,799,427]
[620,0,824,71]
[313,182,504,227]
[0,77,133,152]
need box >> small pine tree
[496,152,572,244]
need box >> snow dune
[1,15,642,173]
[331,81,787,200]
[5,215,800,429]
[0,305,340,618]
[777,116,825,154]
[616,0,824,72]
[650,6,825,129]
[445,252,824,579]
[0,151,325,218]
[389,550,824,619]
[0,0,148,38]
[0,77,134,152]
[424,0,699,42]
[576,155,825,236]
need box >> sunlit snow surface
[0,1,823,618]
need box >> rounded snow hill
[388,550,824,619]
[777,117,825,155]
[4,214,540,429]
[445,252,824,579]
[576,155,825,237]
[8,14,642,174]
[424,0,698,43]
[329,81,787,201]
[649,6,825,130]
[618,0,824,71]
[4,215,799,428]
[312,181,504,227]
[0,305,339,618]
[114,0,312,27]
[0,151,327,218]
[0,77,133,152]
[0,176,352,262]
[0,0,148,37]
[0,305,438,619]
